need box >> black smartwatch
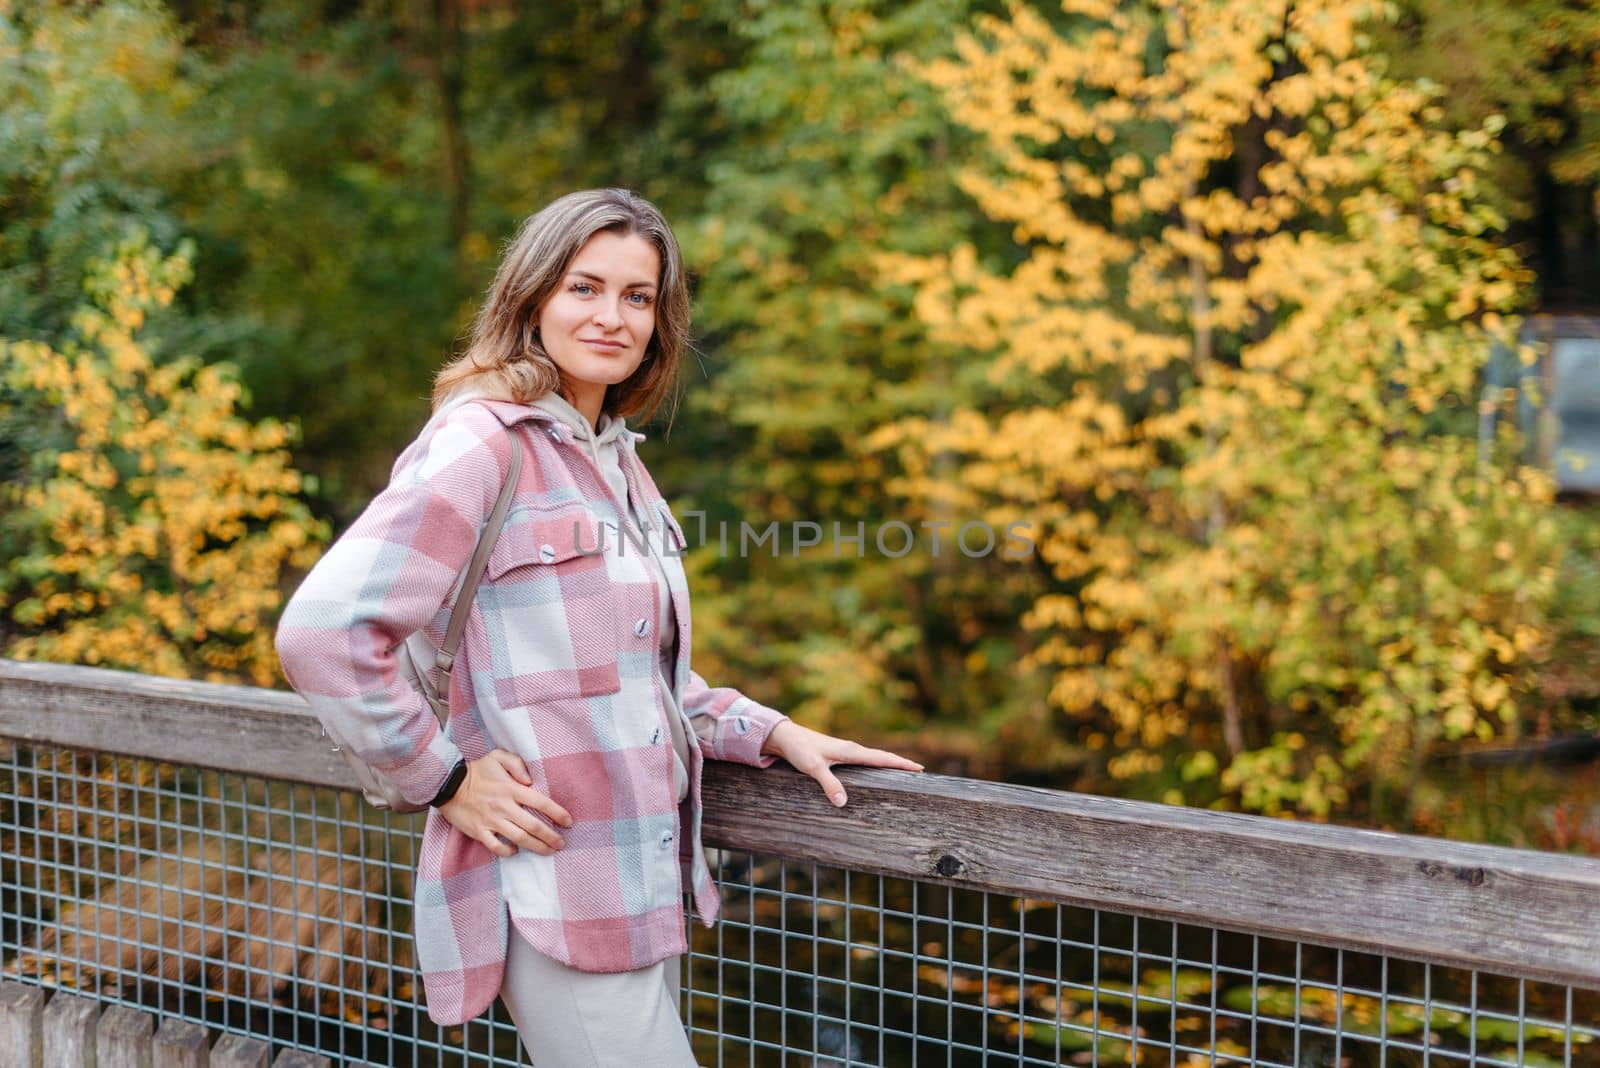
[428,758,469,808]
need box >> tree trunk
[1173,6,1245,757]
[425,0,471,258]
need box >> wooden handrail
[4,657,1599,989]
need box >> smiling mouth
[581,339,625,350]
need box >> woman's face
[537,229,661,406]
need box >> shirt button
[539,543,557,563]
[634,617,650,637]
[547,427,562,441]
[660,830,674,849]
[650,726,662,744]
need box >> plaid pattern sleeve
[681,669,788,767]
[274,402,512,806]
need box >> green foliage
[652,0,1066,750]
[1375,0,1600,303]
[0,0,194,342]
[1379,0,1600,187]
[161,2,477,514]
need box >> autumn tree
[655,0,1069,761]
[873,0,1567,816]
[2,236,326,684]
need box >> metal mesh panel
[0,742,525,1066]
[3,739,1597,1066]
[683,856,1600,1066]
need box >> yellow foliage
[2,236,327,685]
[873,0,1562,816]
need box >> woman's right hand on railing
[437,749,572,857]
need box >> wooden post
[0,981,45,1068]
[95,1004,152,1068]
[271,1051,331,1067]
[40,991,99,1068]
[210,1034,271,1068]
[153,1018,209,1068]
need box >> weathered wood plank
[153,1017,209,1068]
[4,657,1600,988]
[209,1034,270,1068]
[95,1004,152,1068]
[0,659,346,789]
[0,981,45,1068]
[702,763,1600,990]
[270,1051,331,1067]
[40,990,98,1068]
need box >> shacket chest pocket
[476,507,623,702]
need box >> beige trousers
[499,925,698,1067]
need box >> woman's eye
[627,292,653,306]
[573,283,594,295]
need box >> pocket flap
[486,510,605,579]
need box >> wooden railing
[3,657,1597,988]
[1,657,1597,1065]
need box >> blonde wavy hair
[433,188,689,423]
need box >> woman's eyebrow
[568,269,657,289]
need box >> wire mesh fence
[687,854,1600,1066]
[0,743,521,1065]
[1,735,1597,1066]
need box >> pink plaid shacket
[274,396,789,1026]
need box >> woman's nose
[593,302,623,329]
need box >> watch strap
[428,757,469,808]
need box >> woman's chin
[556,359,641,391]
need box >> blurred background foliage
[2,0,1597,847]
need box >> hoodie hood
[527,390,631,466]
[529,391,644,526]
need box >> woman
[274,188,923,1065]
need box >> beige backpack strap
[436,426,523,680]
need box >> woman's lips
[581,338,625,350]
